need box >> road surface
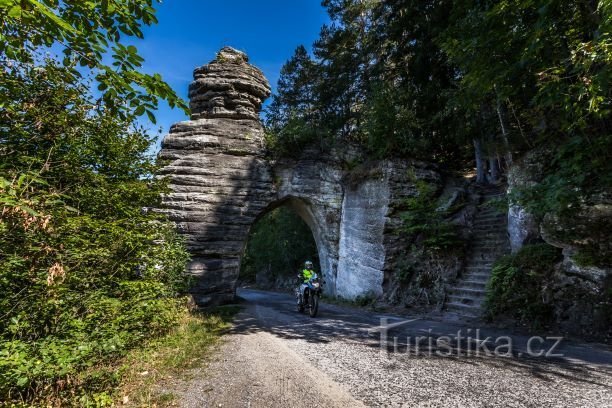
[165,288,612,407]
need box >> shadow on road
[225,288,612,389]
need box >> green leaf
[7,5,20,17]
[27,0,77,34]
[146,109,156,124]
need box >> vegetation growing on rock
[485,244,562,327]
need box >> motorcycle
[296,272,322,317]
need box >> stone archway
[159,47,440,306]
[241,196,335,291]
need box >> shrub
[0,63,190,403]
[485,244,562,327]
[399,180,464,253]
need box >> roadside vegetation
[484,244,562,328]
[0,1,197,404]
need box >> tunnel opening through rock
[239,199,322,291]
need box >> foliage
[8,306,238,407]
[265,0,472,167]
[268,1,611,253]
[485,244,562,327]
[399,180,463,253]
[240,206,319,285]
[0,58,190,404]
[0,0,188,121]
[443,0,612,218]
[114,306,238,407]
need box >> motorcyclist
[297,260,315,303]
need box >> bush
[399,180,463,253]
[485,244,562,327]
[0,63,190,403]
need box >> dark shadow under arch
[238,196,331,290]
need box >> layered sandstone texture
[159,47,444,306]
[159,47,274,305]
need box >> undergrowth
[3,305,239,407]
[485,244,562,328]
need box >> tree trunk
[495,91,513,166]
[488,156,500,183]
[473,138,486,184]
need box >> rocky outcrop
[507,148,611,339]
[159,47,449,307]
[507,151,543,252]
[159,47,274,305]
[189,47,270,121]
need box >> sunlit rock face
[159,47,274,305]
[189,47,270,121]
[158,47,440,306]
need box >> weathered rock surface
[159,48,274,305]
[159,47,447,306]
[507,151,543,252]
[507,148,611,339]
[189,47,270,121]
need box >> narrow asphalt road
[168,288,612,407]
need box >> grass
[12,304,241,408]
[116,305,241,407]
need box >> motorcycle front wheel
[309,293,319,317]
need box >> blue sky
[135,1,329,150]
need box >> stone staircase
[445,186,510,318]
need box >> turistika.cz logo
[369,318,564,359]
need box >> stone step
[473,220,507,228]
[477,212,505,219]
[472,224,508,231]
[468,254,503,262]
[472,239,508,246]
[464,266,490,273]
[470,250,508,257]
[471,243,508,249]
[471,242,508,253]
[450,287,487,298]
[468,257,498,263]
[478,207,505,214]
[445,301,482,317]
[466,263,495,270]
[473,217,506,223]
[448,291,484,303]
[472,232,508,239]
[463,272,491,281]
[472,236,508,242]
[465,270,494,278]
[459,280,488,290]
[472,221,506,227]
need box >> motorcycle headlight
[312,282,320,288]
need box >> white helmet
[304,260,313,269]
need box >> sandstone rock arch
[159,47,439,306]
[245,195,336,288]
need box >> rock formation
[159,47,444,306]
[507,148,611,338]
[159,47,274,305]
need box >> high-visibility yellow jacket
[302,268,314,282]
